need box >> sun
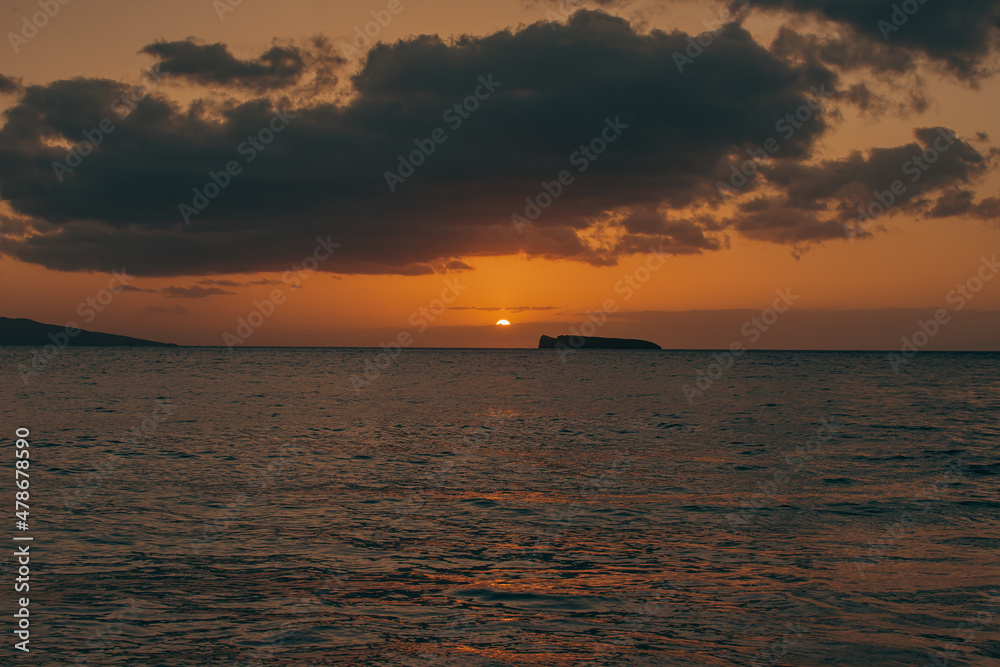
[496,319,511,326]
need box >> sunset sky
[1,0,999,347]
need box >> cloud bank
[0,8,996,277]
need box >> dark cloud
[772,128,988,209]
[443,260,474,271]
[769,28,932,117]
[197,278,245,287]
[929,189,977,218]
[754,0,1000,79]
[0,11,840,276]
[509,306,560,313]
[726,127,994,243]
[728,198,849,244]
[929,191,1000,222]
[11,9,997,270]
[161,286,236,298]
[621,207,667,235]
[770,26,915,77]
[619,208,727,248]
[119,285,157,293]
[452,306,560,312]
[196,277,285,287]
[139,39,342,90]
[0,75,21,94]
[841,83,887,115]
[972,197,1000,221]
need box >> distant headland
[0,317,177,347]
[538,334,661,350]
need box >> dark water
[2,348,999,666]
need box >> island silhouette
[0,317,177,347]
[538,334,661,350]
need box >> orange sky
[2,0,999,347]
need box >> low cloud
[196,278,285,287]
[452,305,560,313]
[161,285,236,298]
[443,260,474,271]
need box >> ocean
[2,348,999,666]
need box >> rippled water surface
[3,349,999,666]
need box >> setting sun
[496,319,511,326]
